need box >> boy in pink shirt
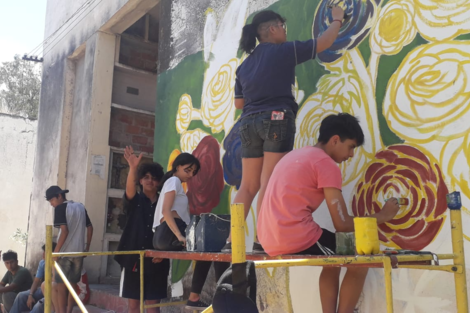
[258,113,400,313]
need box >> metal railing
[44,227,185,312]
[201,203,469,313]
[45,201,468,313]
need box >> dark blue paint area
[223,120,242,189]
[313,0,381,63]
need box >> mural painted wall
[155,0,470,311]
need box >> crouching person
[10,243,56,313]
[257,113,401,313]
[0,250,33,313]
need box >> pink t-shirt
[257,146,343,256]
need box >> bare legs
[228,152,288,242]
[319,267,368,313]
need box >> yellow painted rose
[383,41,470,143]
[413,0,470,41]
[201,58,239,133]
[370,0,417,55]
[179,128,210,153]
[440,135,470,240]
[176,94,201,134]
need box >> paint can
[354,217,380,255]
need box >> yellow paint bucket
[354,217,380,255]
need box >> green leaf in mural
[155,52,206,166]
[171,259,192,284]
[211,185,231,215]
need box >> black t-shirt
[53,202,92,228]
[115,192,166,273]
[235,39,317,118]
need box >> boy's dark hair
[318,113,365,146]
[239,10,286,54]
[159,153,201,191]
[41,242,57,252]
[137,162,164,183]
[49,193,67,201]
[2,250,18,261]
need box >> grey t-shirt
[54,201,92,255]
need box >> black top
[115,192,158,272]
[53,202,92,228]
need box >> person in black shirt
[114,146,167,313]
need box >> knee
[18,291,29,301]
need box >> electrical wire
[42,0,104,58]
[26,0,99,58]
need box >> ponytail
[238,10,286,54]
[239,24,258,54]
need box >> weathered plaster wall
[0,114,37,278]
[26,0,129,274]
[156,0,470,312]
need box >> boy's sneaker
[221,242,266,254]
[185,299,209,311]
[252,242,266,254]
[221,242,232,253]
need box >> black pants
[153,218,187,251]
[191,261,230,294]
[153,218,230,294]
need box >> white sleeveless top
[153,176,190,228]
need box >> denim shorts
[55,257,83,284]
[239,110,296,158]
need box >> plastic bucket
[354,217,380,255]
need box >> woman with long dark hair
[223,6,345,253]
[153,153,228,310]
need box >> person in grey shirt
[45,186,93,313]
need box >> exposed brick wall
[109,107,154,154]
[119,36,158,72]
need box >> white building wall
[0,114,37,278]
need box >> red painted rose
[352,145,448,250]
[187,136,224,215]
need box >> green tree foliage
[0,55,41,119]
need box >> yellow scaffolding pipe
[202,204,246,313]
[450,208,469,313]
[232,203,246,264]
[383,257,394,313]
[140,251,144,313]
[145,300,187,309]
[45,226,186,313]
[44,225,53,313]
[54,261,88,312]
[44,197,468,313]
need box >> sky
[0,0,47,63]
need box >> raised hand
[331,6,345,21]
[123,146,143,169]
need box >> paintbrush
[385,198,409,206]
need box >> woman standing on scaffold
[222,6,346,253]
